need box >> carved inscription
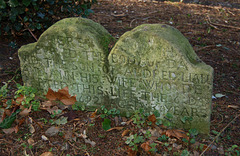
[20,35,109,107]
[109,40,213,132]
[19,19,213,134]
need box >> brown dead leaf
[127,147,137,156]
[90,109,98,118]
[27,138,35,145]
[126,119,133,125]
[41,101,54,108]
[58,87,70,97]
[16,94,24,104]
[2,125,18,134]
[107,127,124,132]
[141,141,151,152]
[60,96,76,105]
[165,129,189,140]
[29,124,35,134]
[46,88,58,100]
[19,105,32,117]
[46,87,76,105]
[148,114,156,124]
[122,129,130,137]
[40,152,53,156]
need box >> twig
[200,114,240,156]
[195,45,216,51]
[207,16,240,30]
[17,16,38,41]
[111,12,126,17]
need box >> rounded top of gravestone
[110,24,210,70]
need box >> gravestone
[108,24,213,134]
[18,17,114,109]
[18,18,213,134]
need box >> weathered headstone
[108,24,213,134]
[18,18,213,134]
[18,17,114,109]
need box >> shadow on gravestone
[18,18,213,134]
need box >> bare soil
[0,0,239,155]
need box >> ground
[0,0,239,155]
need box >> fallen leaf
[16,94,24,104]
[27,138,35,145]
[46,88,58,100]
[84,138,96,147]
[41,135,49,141]
[2,127,15,134]
[19,105,32,117]
[45,126,59,137]
[60,96,76,105]
[40,152,53,156]
[122,129,130,137]
[127,147,137,156]
[166,129,189,140]
[29,124,35,134]
[107,127,124,132]
[215,93,225,98]
[90,109,98,118]
[126,119,133,125]
[228,105,239,109]
[141,142,151,152]
[58,87,70,97]
[55,116,68,125]
[41,101,54,108]
[46,87,76,105]
[148,114,156,124]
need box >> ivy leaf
[102,118,111,131]
[0,109,21,129]
[22,0,31,7]
[9,0,19,7]
[55,116,68,125]
[37,12,45,19]
[14,22,22,31]
[0,0,6,9]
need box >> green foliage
[72,101,85,111]
[125,134,144,151]
[99,106,120,118]
[15,84,40,111]
[181,149,190,156]
[0,109,21,129]
[226,145,240,156]
[0,83,8,100]
[0,0,96,36]
[98,106,120,131]
[132,108,148,128]
[102,118,111,131]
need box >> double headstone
[19,17,213,134]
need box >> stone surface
[108,24,213,134]
[18,17,114,109]
[19,19,213,134]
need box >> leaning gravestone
[18,17,213,134]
